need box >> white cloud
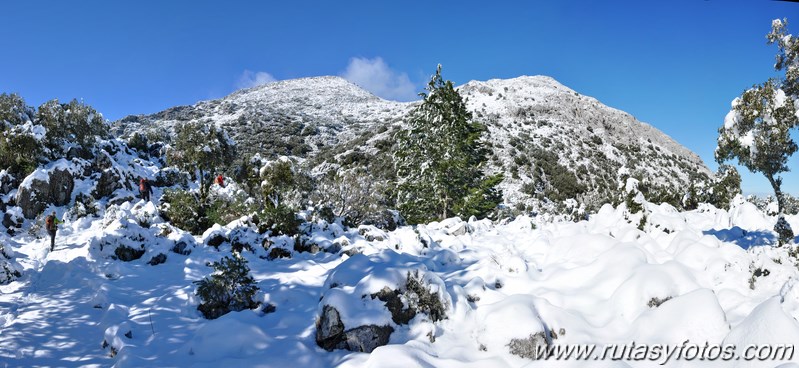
[236,70,277,89]
[341,57,417,101]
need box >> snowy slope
[1,191,799,367]
[112,75,710,211]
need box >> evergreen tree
[167,120,236,200]
[717,19,799,244]
[394,65,502,224]
[194,254,260,319]
[35,98,108,156]
[708,164,742,210]
[716,79,798,214]
[259,156,312,210]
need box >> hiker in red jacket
[214,174,225,188]
[139,177,153,201]
[45,211,62,251]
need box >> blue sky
[1,0,798,195]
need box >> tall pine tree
[394,65,502,224]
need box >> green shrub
[206,192,255,227]
[256,205,301,236]
[160,188,206,235]
[195,255,260,319]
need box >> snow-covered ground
[1,195,799,367]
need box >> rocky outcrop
[16,169,74,219]
[315,305,393,353]
[92,168,123,199]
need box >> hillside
[1,180,798,367]
[113,75,711,212]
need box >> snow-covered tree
[259,156,311,210]
[36,98,108,156]
[312,167,387,225]
[717,18,799,244]
[708,164,742,210]
[394,65,502,224]
[195,254,260,319]
[167,120,236,200]
[716,78,798,214]
[769,18,799,97]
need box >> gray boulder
[92,168,123,199]
[16,169,75,219]
[316,305,393,353]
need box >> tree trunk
[199,169,207,200]
[441,193,449,220]
[766,174,785,214]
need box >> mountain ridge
[113,74,711,212]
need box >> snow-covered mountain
[113,75,710,210]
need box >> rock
[323,242,342,254]
[294,236,320,254]
[206,234,227,248]
[16,168,75,219]
[66,146,93,160]
[343,325,394,353]
[147,253,167,266]
[92,168,123,199]
[447,221,470,236]
[92,151,113,172]
[109,196,134,207]
[342,247,363,257]
[315,305,394,353]
[2,212,22,229]
[114,245,145,262]
[171,241,191,255]
[316,305,345,351]
[267,247,291,261]
[0,172,17,196]
[371,271,446,325]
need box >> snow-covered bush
[205,190,254,229]
[160,188,205,235]
[194,254,260,319]
[167,120,236,200]
[775,216,795,246]
[255,205,301,236]
[0,243,22,284]
[66,193,100,220]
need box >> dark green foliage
[206,191,255,227]
[454,174,504,220]
[0,93,33,126]
[371,270,446,325]
[260,157,311,210]
[160,188,206,235]
[708,165,742,210]
[775,216,795,246]
[256,205,301,236]
[529,148,585,202]
[717,20,799,215]
[394,65,502,223]
[0,124,41,177]
[167,120,236,200]
[127,132,149,157]
[37,98,108,156]
[194,255,260,319]
[0,94,41,177]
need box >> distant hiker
[139,177,153,201]
[215,174,225,188]
[44,211,62,251]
